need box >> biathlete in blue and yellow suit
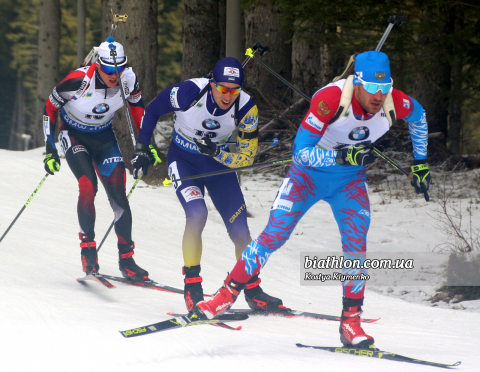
[197,51,432,347]
[42,39,152,281]
[133,57,284,312]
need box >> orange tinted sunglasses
[212,79,242,95]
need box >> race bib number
[168,161,181,190]
[58,130,72,155]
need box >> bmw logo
[92,103,110,114]
[202,119,221,130]
[348,126,370,141]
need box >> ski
[77,274,116,289]
[296,344,461,369]
[224,309,378,323]
[166,312,242,331]
[98,274,184,295]
[120,313,248,338]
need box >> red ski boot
[339,305,374,348]
[80,234,99,275]
[196,275,245,319]
[118,243,149,281]
[183,265,204,312]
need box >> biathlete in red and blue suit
[42,39,150,281]
[196,51,432,348]
[132,57,284,313]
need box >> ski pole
[97,34,157,252]
[226,138,278,146]
[375,15,408,52]
[163,158,292,186]
[246,48,310,101]
[107,36,137,148]
[248,20,424,198]
[81,9,128,67]
[249,51,406,181]
[97,178,140,252]
[0,174,49,243]
[333,15,407,82]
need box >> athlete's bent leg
[328,169,373,348]
[197,164,322,318]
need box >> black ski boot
[80,233,99,275]
[184,265,204,312]
[118,243,149,281]
[244,274,285,312]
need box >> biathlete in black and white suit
[132,57,285,312]
[42,39,151,281]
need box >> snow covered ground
[0,147,479,371]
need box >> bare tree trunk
[226,0,242,61]
[291,21,325,98]
[9,73,27,151]
[34,0,60,148]
[77,0,86,67]
[102,0,158,171]
[244,1,292,105]
[448,10,464,155]
[412,7,454,146]
[182,0,221,80]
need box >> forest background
[1,0,480,178]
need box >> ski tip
[363,317,381,323]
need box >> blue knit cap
[213,57,244,86]
[353,51,391,85]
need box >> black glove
[336,144,375,166]
[193,137,220,157]
[411,160,431,199]
[131,143,152,179]
[44,147,61,175]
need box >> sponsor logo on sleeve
[43,116,50,136]
[403,98,410,109]
[305,112,324,132]
[181,186,203,202]
[170,87,180,108]
[223,67,240,78]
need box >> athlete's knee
[185,207,208,231]
[78,175,97,199]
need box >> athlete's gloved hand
[335,144,375,166]
[411,160,431,198]
[193,137,220,157]
[131,143,152,179]
[44,148,61,175]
